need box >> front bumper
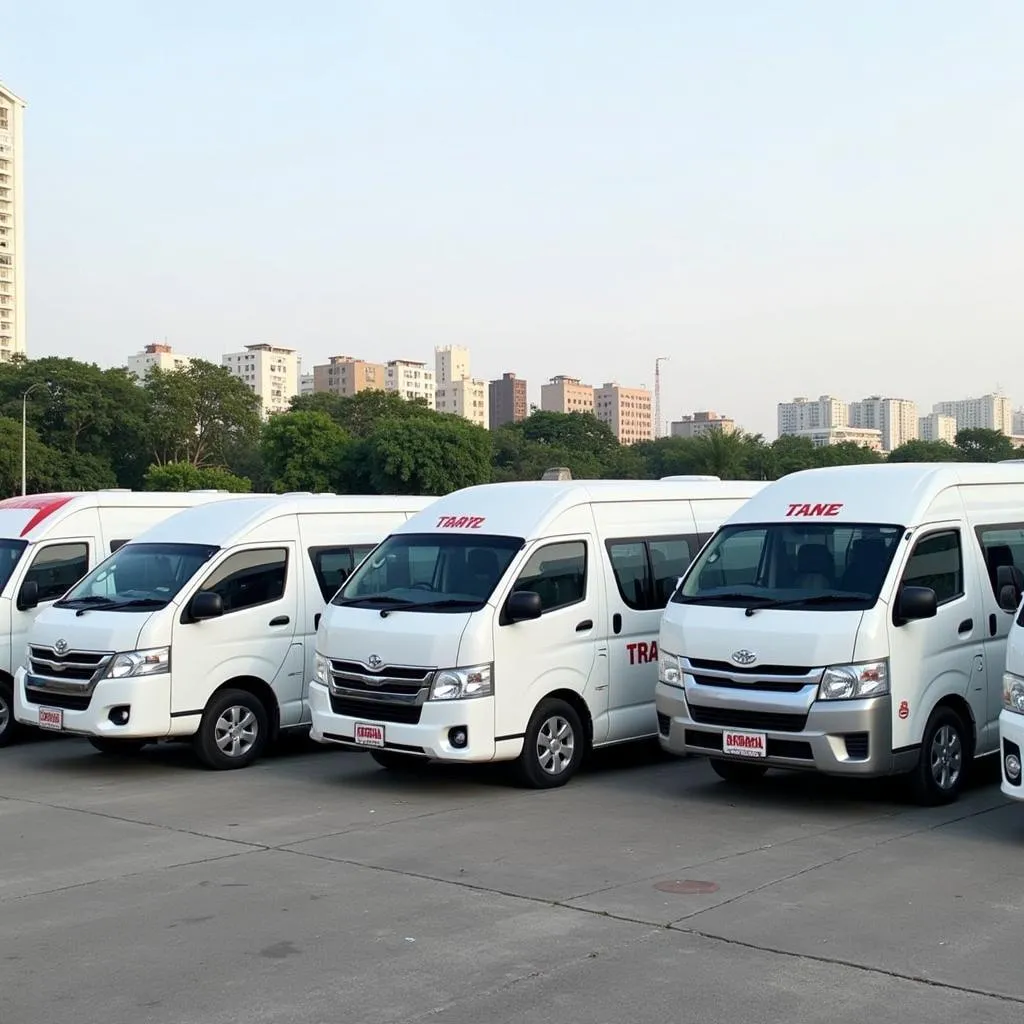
[655,681,905,776]
[308,681,500,761]
[14,666,173,739]
[999,709,1024,800]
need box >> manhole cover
[653,879,720,895]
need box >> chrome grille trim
[327,660,434,707]
[26,645,114,694]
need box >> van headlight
[314,652,331,686]
[818,661,889,701]
[1003,673,1024,714]
[658,650,683,687]
[429,664,493,700]
[104,647,170,679]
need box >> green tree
[0,417,65,496]
[291,390,436,439]
[355,416,492,494]
[815,442,883,467]
[887,439,961,463]
[260,411,352,492]
[492,411,622,481]
[142,462,252,493]
[955,428,1017,463]
[144,360,262,467]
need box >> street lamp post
[21,382,47,497]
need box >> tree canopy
[1,356,1020,498]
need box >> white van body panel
[1000,607,1024,799]
[14,495,433,744]
[311,479,765,767]
[656,463,1024,790]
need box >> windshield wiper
[335,595,416,609]
[106,597,169,610]
[410,598,483,611]
[59,594,115,608]
[744,592,874,616]
[678,592,773,605]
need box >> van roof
[0,490,241,541]
[725,462,1024,528]
[132,493,436,547]
[395,479,766,541]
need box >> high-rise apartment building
[312,355,386,397]
[433,345,488,427]
[595,382,653,445]
[434,345,471,388]
[299,373,314,396]
[933,394,1013,435]
[793,426,883,451]
[1015,408,1024,437]
[489,372,528,428]
[777,396,848,437]
[386,359,436,407]
[0,83,27,361]
[918,412,957,444]
[541,375,595,414]
[222,343,300,417]
[127,343,194,380]
[670,411,737,439]
[848,396,918,451]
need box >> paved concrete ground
[1,734,1022,1024]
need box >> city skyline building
[541,375,595,415]
[777,395,848,436]
[386,358,436,407]
[933,394,1013,435]
[595,382,653,444]
[488,372,528,429]
[312,355,386,397]
[126,342,194,380]
[848,396,918,451]
[0,82,26,361]
[222,343,300,417]
[918,412,958,444]
[670,410,737,439]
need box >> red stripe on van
[0,494,77,536]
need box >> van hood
[660,602,866,669]
[317,606,477,670]
[28,605,151,656]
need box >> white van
[0,489,240,746]
[655,463,1024,805]
[309,479,764,787]
[995,553,1024,799]
[14,494,433,769]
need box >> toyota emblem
[731,649,757,666]
[367,654,383,670]
[54,638,69,656]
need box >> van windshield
[674,522,904,612]
[0,539,28,594]
[334,532,524,612]
[57,542,220,612]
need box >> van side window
[200,548,288,613]
[309,545,375,601]
[902,530,963,605]
[513,541,586,613]
[24,543,89,603]
[607,535,699,610]
[974,525,1024,599]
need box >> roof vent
[660,475,721,482]
[541,467,572,481]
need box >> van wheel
[515,698,585,789]
[88,737,148,756]
[370,750,424,772]
[709,758,768,784]
[0,679,17,748]
[193,689,269,771]
[908,706,968,806]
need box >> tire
[88,737,148,756]
[193,688,270,771]
[370,750,425,772]
[709,757,768,784]
[0,678,17,748]
[907,705,969,806]
[514,697,585,789]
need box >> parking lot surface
[1,735,1022,1024]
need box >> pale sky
[6,1,1024,437]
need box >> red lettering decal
[436,515,486,529]
[809,503,827,516]
[785,503,801,517]
[825,503,843,517]
[637,641,649,664]
[649,639,658,662]
[467,516,485,529]
[626,643,637,665]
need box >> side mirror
[505,590,543,623]
[189,591,224,621]
[16,580,39,612]
[997,565,1024,612]
[895,585,937,624]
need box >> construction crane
[655,356,669,439]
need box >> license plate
[723,730,766,758]
[38,706,64,732]
[354,722,385,747]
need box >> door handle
[269,615,290,627]
[612,612,622,635]
[314,613,321,630]
[989,613,997,637]
[957,618,973,634]
[576,619,593,632]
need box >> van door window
[606,535,700,610]
[513,541,587,613]
[24,543,89,603]
[606,541,649,609]
[974,525,1024,598]
[902,530,963,605]
[309,546,375,601]
[648,537,695,605]
[200,548,289,613]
